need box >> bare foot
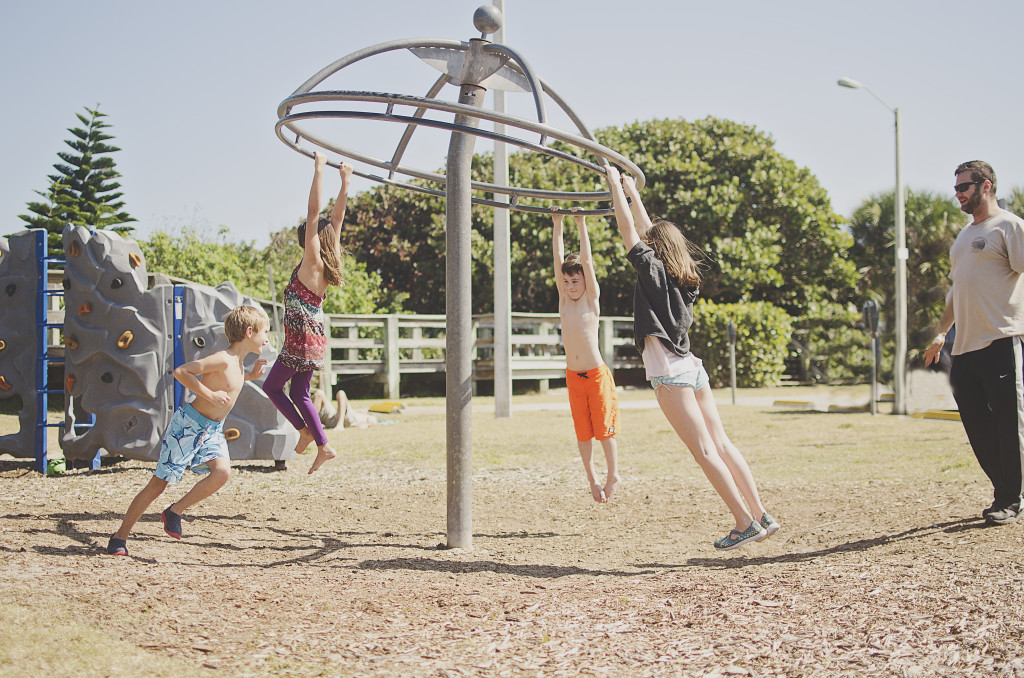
[604,475,621,501]
[308,443,337,474]
[589,481,607,503]
[295,428,315,455]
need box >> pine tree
[19,105,135,254]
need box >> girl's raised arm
[606,165,640,251]
[330,161,354,241]
[303,152,327,267]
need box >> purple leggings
[262,361,327,446]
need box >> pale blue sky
[3,1,1022,247]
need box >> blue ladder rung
[43,290,65,296]
[40,422,64,428]
[38,388,65,394]
[40,359,65,366]
[42,323,64,329]
[42,256,66,263]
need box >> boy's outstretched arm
[245,359,269,381]
[329,161,354,238]
[551,209,567,300]
[304,152,328,265]
[605,166,640,251]
[573,209,600,300]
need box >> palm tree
[848,189,967,365]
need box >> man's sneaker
[106,536,128,556]
[714,522,766,550]
[161,507,183,539]
[986,504,1020,526]
[756,513,780,541]
[982,502,1000,519]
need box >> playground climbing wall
[59,226,297,463]
[0,230,40,458]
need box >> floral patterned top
[279,266,326,372]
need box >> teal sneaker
[714,521,766,550]
[756,512,780,541]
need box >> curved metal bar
[491,59,605,161]
[340,171,616,216]
[389,73,450,180]
[277,39,646,213]
[278,109,607,187]
[276,119,616,215]
[290,38,467,97]
[481,43,548,144]
[277,90,644,184]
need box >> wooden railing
[322,312,641,398]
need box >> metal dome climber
[275,5,645,549]
[274,18,644,215]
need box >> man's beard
[960,191,982,215]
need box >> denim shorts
[153,403,228,484]
[649,363,710,393]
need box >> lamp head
[837,77,863,89]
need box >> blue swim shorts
[649,362,710,393]
[153,403,228,484]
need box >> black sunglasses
[954,181,982,193]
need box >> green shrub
[791,302,874,383]
[690,299,793,387]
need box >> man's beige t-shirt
[949,209,1024,355]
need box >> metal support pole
[727,320,737,406]
[446,82,485,549]
[173,286,185,409]
[863,300,880,416]
[34,230,48,475]
[837,79,907,415]
[893,107,907,415]
[870,335,879,416]
[492,0,512,418]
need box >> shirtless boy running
[106,305,270,555]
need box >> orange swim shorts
[566,364,620,441]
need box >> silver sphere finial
[473,5,502,36]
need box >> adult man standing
[924,160,1024,525]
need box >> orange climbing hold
[117,331,134,349]
[0,375,11,391]
[68,241,80,256]
[224,428,241,441]
[0,340,5,351]
[78,302,91,316]
[65,375,75,392]
[64,336,78,350]
[128,251,143,268]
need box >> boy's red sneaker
[161,507,183,539]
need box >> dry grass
[1,386,1022,677]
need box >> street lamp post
[838,76,907,415]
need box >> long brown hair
[297,215,345,286]
[641,219,703,288]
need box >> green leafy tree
[344,116,858,323]
[138,225,403,315]
[848,189,968,368]
[1005,186,1024,219]
[19,105,135,254]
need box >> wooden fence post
[322,314,333,395]
[599,318,614,379]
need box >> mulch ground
[2,417,1023,677]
